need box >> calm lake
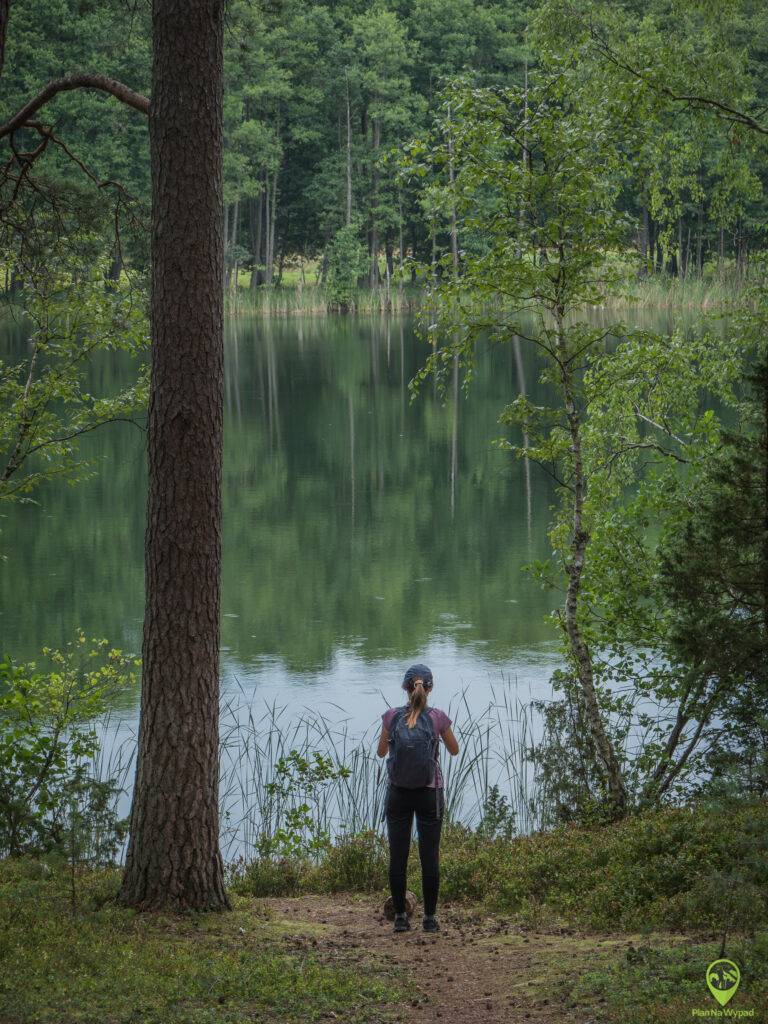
[2,315,564,717]
[1,310,682,845]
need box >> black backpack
[386,706,439,788]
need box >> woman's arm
[377,725,389,757]
[442,726,459,756]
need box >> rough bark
[120,0,229,912]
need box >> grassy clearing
[0,859,399,1024]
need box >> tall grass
[92,689,543,863]
[225,283,423,318]
[217,686,542,861]
[222,273,748,321]
[607,272,744,310]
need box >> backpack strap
[389,706,407,736]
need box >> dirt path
[265,894,635,1024]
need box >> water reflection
[3,314,562,729]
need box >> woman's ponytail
[405,677,427,728]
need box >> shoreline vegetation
[0,262,753,323]
[225,268,751,317]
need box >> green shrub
[228,855,306,897]
[0,634,136,860]
[233,803,768,933]
[324,225,368,311]
[436,801,768,931]
[310,829,389,893]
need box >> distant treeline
[2,0,767,292]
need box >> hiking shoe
[422,915,440,933]
[393,913,411,933]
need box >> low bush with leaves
[0,632,137,862]
[232,801,768,935]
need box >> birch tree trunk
[555,309,629,814]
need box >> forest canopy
[3,0,767,294]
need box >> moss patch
[0,861,398,1024]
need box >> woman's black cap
[402,663,433,689]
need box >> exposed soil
[265,894,639,1024]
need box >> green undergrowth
[0,859,397,1024]
[554,933,768,1022]
[231,802,768,934]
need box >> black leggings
[385,783,444,917]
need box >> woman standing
[377,663,459,933]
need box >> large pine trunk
[120,0,229,912]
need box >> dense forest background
[4,0,768,294]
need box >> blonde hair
[405,677,428,728]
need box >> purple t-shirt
[382,706,452,788]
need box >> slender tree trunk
[223,202,230,291]
[253,189,264,288]
[120,0,229,912]
[268,169,277,285]
[430,220,437,284]
[555,310,628,815]
[513,335,533,537]
[696,202,704,273]
[264,173,272,286]
[450,350,458,518]
[345,75,353,227]
[447,104,459,277]
[370,117,380,288]
[517,54,529,252]
[397,194,404,304]
[639,204,649,276]
[249,196,260,290]
[677,216,684,280]
[685,225,691,279]
[0,0,9,77]
[230,194,239,293]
